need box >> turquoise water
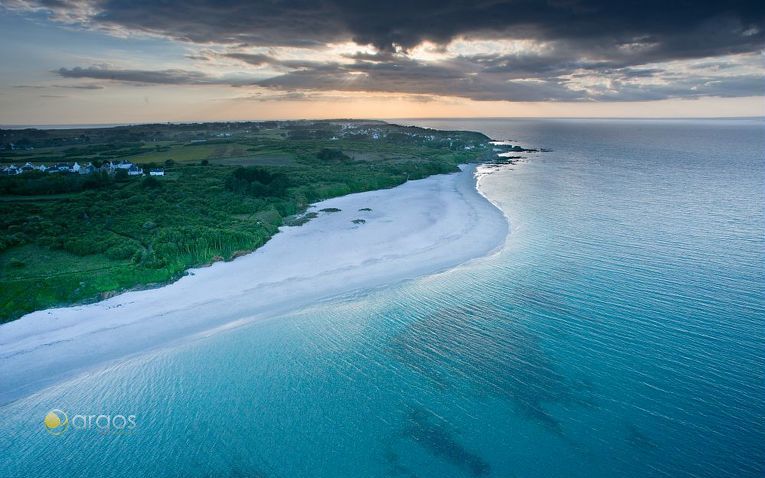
[1,119,763,477]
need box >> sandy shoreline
[0,164,508,405]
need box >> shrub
[225,167,290,198]
[316,148,350,162]
[114,169,129,182]
[141,176,161,189]
[105,243,140,260]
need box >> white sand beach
[0,165,508,404]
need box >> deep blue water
[1,119,763,477]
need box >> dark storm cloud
[222,52,328,70]
[56,66,220,85]
[16,0,763,101]
[13,83,105,89]
[55,83,105,89]
[222,53,274,67]
[53,52,764,102]
[252,55,586,101]
[598,74,765,101]
[13,0,764,59]
[243,53,765,101]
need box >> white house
[52,163,71,173]
[127,165,143,176]
[149,168,165,176]
[79,163,96,175]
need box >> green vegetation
[316,148,351,162]
[283,212,318,227]
[0,120,494,322]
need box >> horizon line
[1,115,764,130]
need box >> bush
[63,237,98,256]
[225,167,290,197]
[114,169,129,182]
[0,171,112,195]
[316,148,350,162]
[105,243,140,260]
[141,176,161,189]
[81,171,111,190]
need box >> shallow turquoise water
[1,119,763,477]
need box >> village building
[1,165,20,175]
[1,159,160,177]
[127,165,143,176]
[79,163,96,175]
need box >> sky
[0,0,763,125]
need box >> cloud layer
[6,0,765,102]
[11,0,763,55]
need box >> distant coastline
[0,123,131,130]
[3,116,765,130]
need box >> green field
[0,120,498,322]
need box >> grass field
[0,193,78,202]
[212,153,296,166]
[0,244,169,318]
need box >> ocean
[1,118,763,477]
